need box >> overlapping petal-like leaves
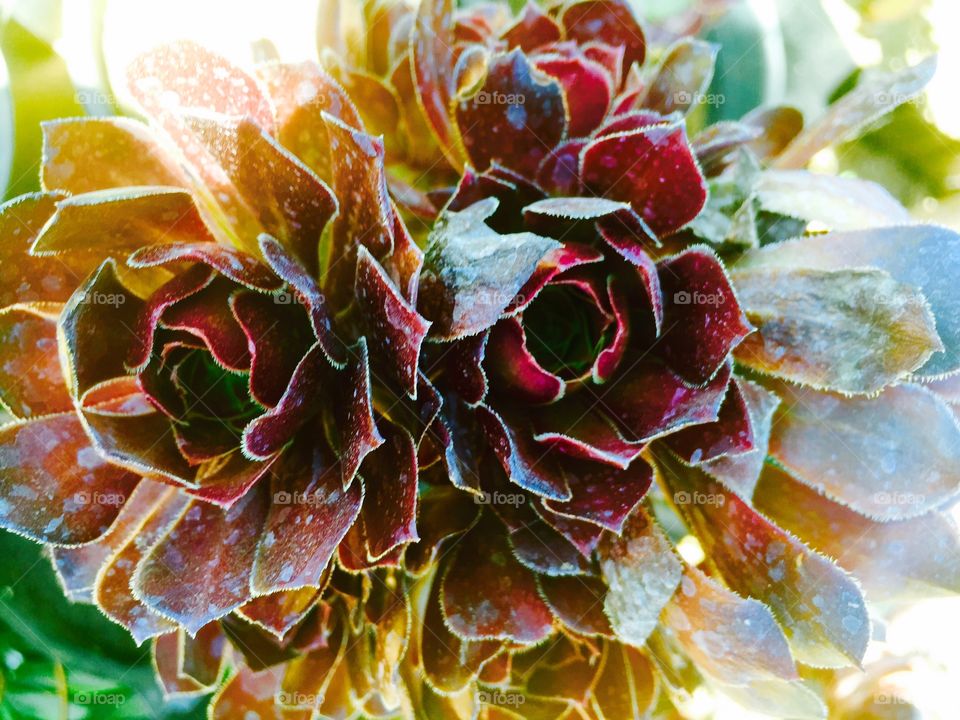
[0,0,958,718]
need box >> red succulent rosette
[0,42,436,646]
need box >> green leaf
[0,18,84,200]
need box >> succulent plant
[0,0,958,718]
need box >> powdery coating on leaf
[560,0,646,70]
[754,464,960,601]
[252,443,362,593]
[663,378,754,464]
[441,516,555,644]
[41,117,191,194]
[581,123,707,237]
[421,568,502,693]
[31,187,216,256]
[534,54,612,137]
[600,358,731,443]
[455,50,567,178]
[321,113,395,308]
[134,484,268,634]
[598,508,681,647]
[51,480,167,602]
[756,170,910,231]
[542,456,652,533]
[238,587,320,640]
[0,304,72,418]
[355,246,431,397]
[0,192,97,308]
[734,266,941,395]
[95,489,185,644]
[775,56,936,169]
[59,261,144,398]
[184,113,338,274]
[769,382,960,521]
[701,378,781,499]
[256,61,363,183]
[657,247,752,385]
[419,198,559,340]
[127,241,284,292]
[359,422,419,559]
[658,452,870,668]
[537,574,613,636]
[735,224,960,378]
[660,565,797,686]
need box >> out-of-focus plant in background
[1,0,959,718]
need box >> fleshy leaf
[731,266,940,395]
[252,441,362,593]
[412,0,459,163]
[355,246,431,396]
[242,344,327,460]
[95,487,185,643]
[581,122,706,237]
[239,588,321,640]
[185,113,337,274]
[321,113,395,308]
[534,54,611,137]
[419,198,559,340]
[0,192,97,307]
[455,50,567,177]
[641,38,717,115]
[700,379,780,499]
[59,260,144,398]
[734,224,960,377]
[775,56,936,169]
[543,457,652,534]
[51,479,166,601]
[231,289,315,408]
[485,316,564,404]
[334,339,384,488]
[538,574,613,636]
[135,484,268,634]
[359,422,419,559]
[768,382,960,521]
[421,569,502,694]
[128,241,284,292]
[657,247,752,385]
[663,378,754,463]
[598,507,682,647]
[560,0,645,70]
[442,516,555,644]
[591,641,657,719]
[41,117,190,194]
[257,61,362,182]
[657,451,870,668]
[502,3,561,51]
[31,187,215,256]
[0,304,72,417]
[754,464,960,601]
[660,565,797,685]
[755,170,910,230]
[599,358,731,442]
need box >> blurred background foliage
[0,0,957,717]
